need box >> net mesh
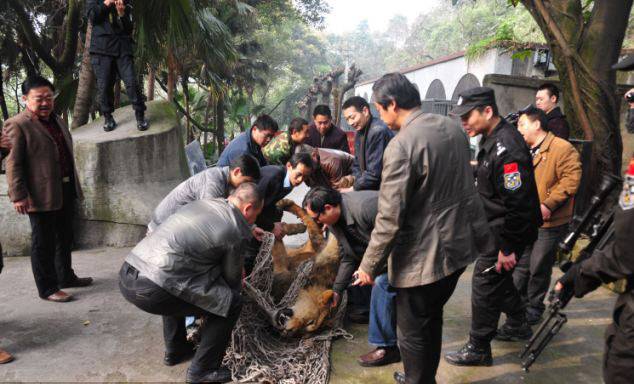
[223,232,352,383]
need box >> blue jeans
[368,273,397,347]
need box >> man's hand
[338,187,353,193]
[333,175,355,189]
[272,222,286,240]
[0,131,12,153]
[103,0,116,6]
[540,204,552,222]
[496,251,517,272]
[115,0,126,16]
[252,226,265,242]
[352,269,374,286]
[330,291,340,309]
[625,88,634,109]
[14,199,30,215]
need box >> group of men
[1,66,633,384]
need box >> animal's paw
[276,198,298,210]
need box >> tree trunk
[520,0,632,191]
[0,63,9,121]
[216,95,226,155]
[181,74,192,142]
[72,23,95,129]
[167,50,177,101]
[147,66,155,101]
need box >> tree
[510,0,633,190]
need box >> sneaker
[444,341,492,366]
[494,322,533,341]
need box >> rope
[223,232,353,383]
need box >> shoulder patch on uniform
[503,162,521,191]
[496,140,507,156]
[620,180,634,210]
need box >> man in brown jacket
[512,105,581,325]
[352,73,495,384]
[4,76,92,303]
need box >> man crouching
[119,183,262,383]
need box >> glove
[554,263,580,308]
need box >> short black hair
[253,114,279,133]
[372,73,421,110]
[475,104,499,117]
[230,154,261,180]
[342,96,370,112]
[288,152,314,169]
[302,187,342,213]
[21,76,55,96]
[288,117,309,134]
[312,105,332,118]
[519,105,549,132]
[537,83,560,103]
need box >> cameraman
[556,158,634,384]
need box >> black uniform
[559,177,634,384]
[86,0,146,115]
[470,118,542,345]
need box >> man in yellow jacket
[507,105,581,328]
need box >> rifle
[519,173,621,371]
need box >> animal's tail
[276,198,325,252]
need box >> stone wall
[0,100,189,257]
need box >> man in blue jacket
[218,115,278,167]
[337,96,393,191]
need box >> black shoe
[186,366,231,383]
[494,322,533,341]
[527,311,542,326]
[164,346,195,366]
[103,114,117,132]
[444,341,492,366]
[393,371,405,384]
[135,111,149,131]
[59,277,93,288]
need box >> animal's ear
[319,289,335,307]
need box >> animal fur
[271,199,342,336]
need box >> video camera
[520,173,621,371]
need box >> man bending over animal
[303,187,400,367]
[119,183,263,383]
[147,154,261,233]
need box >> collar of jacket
[358,114,376,134]
[533,131,556,167]
[546,106,564,121]
[480,117,509,153]
[23,108,60,124]
[339,198,355,227]
[401,107,424,130]
[21,109,63,145]
[246,130,262,154]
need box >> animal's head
[276,287,336,337]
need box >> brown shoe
[45,290,73,303]
[60,277,93,288]
[0,349,14,364]
[358,346,401,367]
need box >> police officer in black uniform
[87,0,148,132]
[445,87,542,366]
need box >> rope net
[223,232,352,384]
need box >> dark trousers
[396,267,465,384]
[513,225,566,317]
[470,247,526,345]
[90,53,146,115]
[603,295,634,384]
[28,182,77,298]
[119,263,241,373]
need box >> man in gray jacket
[353,73,495,384]
[148,154,261,233]
[120,183,262,383]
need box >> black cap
[450,87,497,117]
[612,55,634,71]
